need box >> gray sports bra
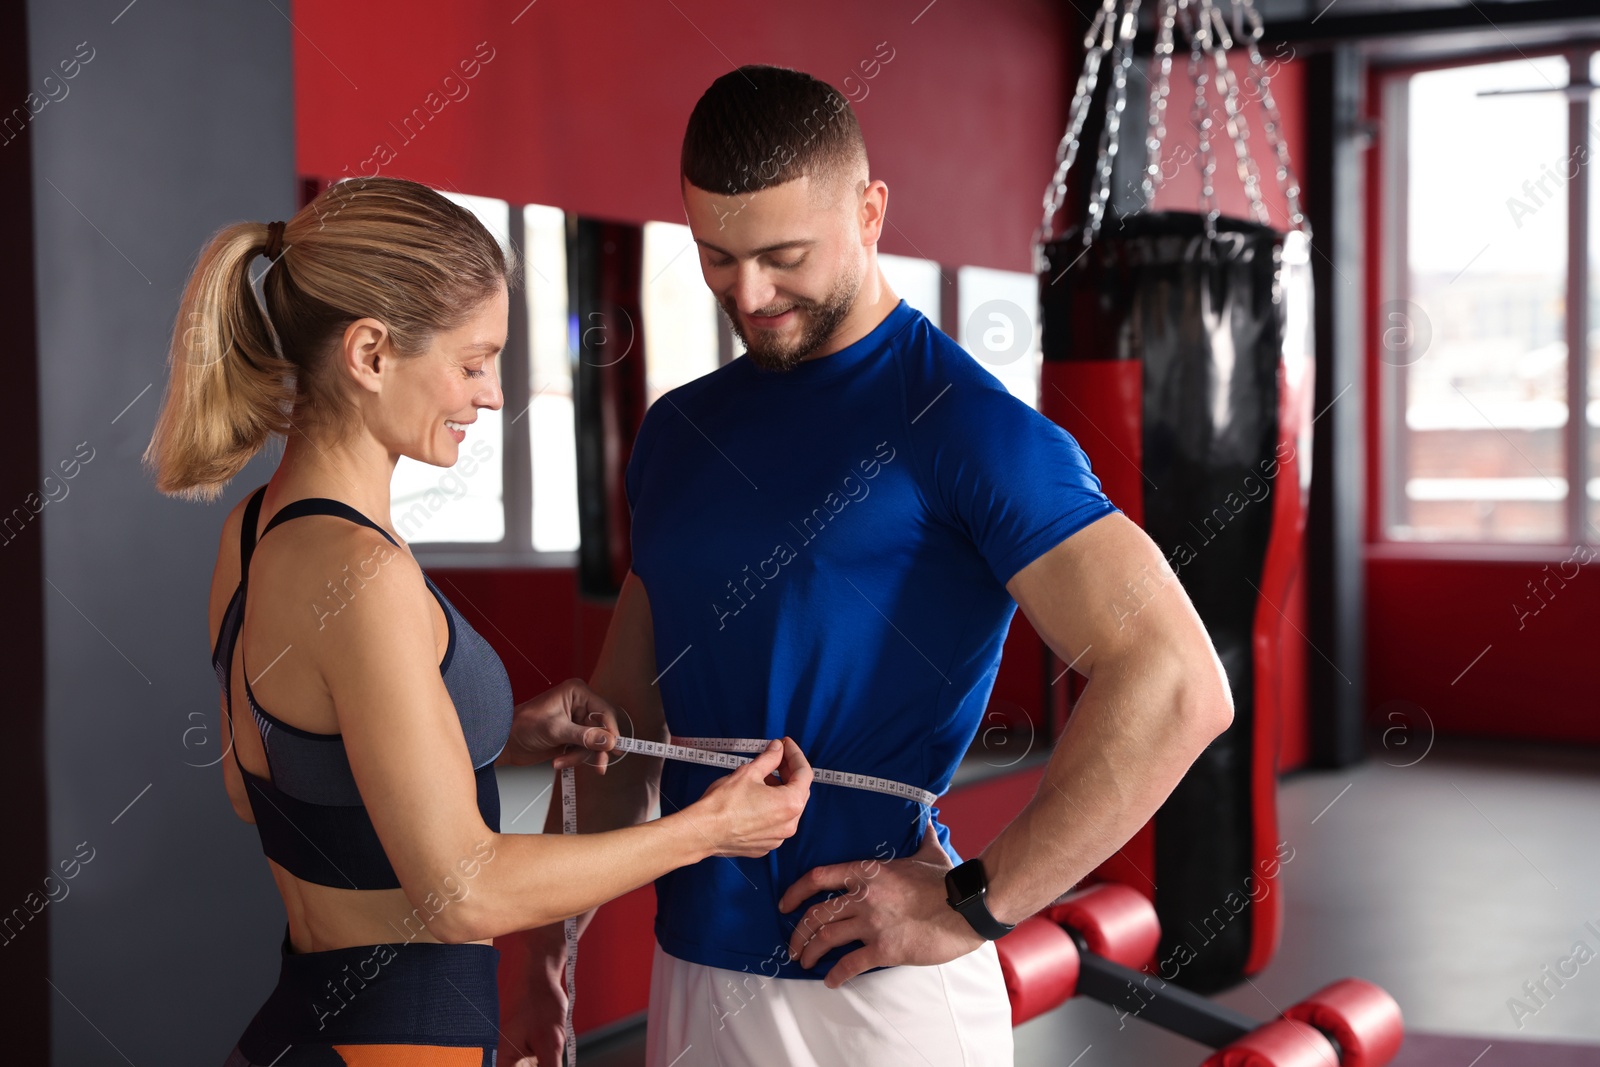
[211,485,513,889]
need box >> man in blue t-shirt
[506,65,1233,1067]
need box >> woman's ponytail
[143,221,295,501]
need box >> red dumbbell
[999,881,1164,1026]
[1280,979,1404,1067]
[996,917,1081,1026]
[1048,882,1162,971]
[1200,1018,1340,1067]
[998,881,1404,1067]
[1202,978,1406,1066]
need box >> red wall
[1361,65,1600,747]
[1366,553,1600,744]
[294,0,1073,272]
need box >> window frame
[1371,44,1598,557]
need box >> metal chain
[1140,0,1180,208]
[1085,0,1144,244]
[1237,0,1309,233]
[1186,0,1220,240]
[1034,0,1120,271]
[1035,0,1311,267]
[1203,0,1270,226]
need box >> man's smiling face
[682,172,865,373]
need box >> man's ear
[860,178,889,245]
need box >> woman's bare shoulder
[206,488,265,648]
[248,508,429,645]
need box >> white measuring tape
[557,734,939,1066]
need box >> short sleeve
[624,398,665,513]
[912,376,1120,587]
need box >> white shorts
[644,940,1015,1067]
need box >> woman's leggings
[222,926,500,1066]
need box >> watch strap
[945,859,1015,940]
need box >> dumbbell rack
[999,883,1405,1067]
[1070,940,1282,1048]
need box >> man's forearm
[977,644,1231,926]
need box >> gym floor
[501,737,1600,1064]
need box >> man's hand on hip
[778,818,984,989]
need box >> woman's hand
[689,737,813,857]
[500,678,620,772]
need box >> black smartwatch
[944,858,1015,940]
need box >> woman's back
[208,478,507,951]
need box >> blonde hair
[144,177,518,501]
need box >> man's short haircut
[681,64,868,197]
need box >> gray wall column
[27,2,294,1062]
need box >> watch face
[946,859,985,904]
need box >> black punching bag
[1039,211,1314,991]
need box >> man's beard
[720,264,862,373]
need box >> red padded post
[995,916,1081,1026]
[1047,882,1161,971]
[1201,1019,1341,1067]
[1282,979,1405,1067]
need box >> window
[378,190,576,563]
[525,204,579,553]
[1380,53,1597,545]
[957,265,1042,409]
[879,252,944,324]
[642,221,721,404]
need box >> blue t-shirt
[626,299,1119,980]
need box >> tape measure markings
[558,734,938,1065]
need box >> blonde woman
[145,176,812,1066]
